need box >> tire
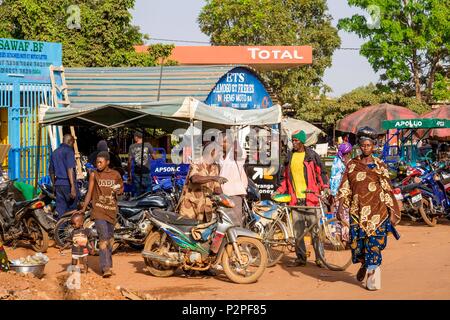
[317,218,352,271]
[143,231,177,277]
[0,207,10,242]
[127,242,145,250]
[222,236,267,284]
[262,220,288,267]
[419,198,438,227]
[27,217,49,253]
[54,216,73,248]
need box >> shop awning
[336,103,419,134]
[39,97,282,130]
[280,117,326,146]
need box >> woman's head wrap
[356,126,378,145]
[338,142,353,158]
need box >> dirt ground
[1,220,450,300]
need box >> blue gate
[0,38,62,184]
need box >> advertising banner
[0,38,62,82]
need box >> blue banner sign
[205,67,273,110]
[0,38,62,82]
[151,162,190,178]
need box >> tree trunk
[425,53,441,103]
[411,50,422,101]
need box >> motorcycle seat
[392,181,402,188]
[399,183,422,193]
[13,198,38,211]
[118,200,139,208]
[151,209,200,226]
[40,184,54,194]
[118,195,168,209]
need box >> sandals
[356,266,367,282]
[102,269,112,278]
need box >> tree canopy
[300,84,431,130]
[0,0,173,67]
[198,0,341,110]
[338,0,449,103]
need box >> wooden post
[70,126,83,180]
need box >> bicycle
[245,191,352,271]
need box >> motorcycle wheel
[262,220,288,267]
[54,216,73,248]
[419,198,438,227]
[127,242,145,251]
[222,236,267,284]
[27,217,49,253]
[143,231,177,277]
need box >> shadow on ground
[278,255,363,289]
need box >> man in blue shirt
[49,134,78,219]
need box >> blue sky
[131,0,379,97]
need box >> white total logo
[247,48,304,60]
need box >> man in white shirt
[219,133,248,227]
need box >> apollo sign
[394,120,423,128]
[383,118,450,130]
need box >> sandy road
[4,220,450,300]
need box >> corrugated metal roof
[65,65,275,108]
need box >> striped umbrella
[336,103,419,134]
[421,105,450,139]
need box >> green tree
[432,73,450,102]
[300,84,431,130]
[198,0,341,110]
[338,0,450,103]
[0,0,173,67]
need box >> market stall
[421,106,450,140]
[336,103,419,134]
[38,97,282,194]
[381,118,450,166]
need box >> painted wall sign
[246,165,278,200]
[205,67,273,110]
[150,162,190,177]
[0,38,62,182]
[0,38,62,82]
[135,45,313,70]
[382,118,450,130]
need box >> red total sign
[135,45,313,70]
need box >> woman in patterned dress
[337,127,401,290]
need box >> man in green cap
[274,130,330,267]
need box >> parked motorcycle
[142,193,268,284]
[416,162,450,222]
[393,183,436,226]
[0,180,55,252]
[54,190,172,253]
[392,160,450,226]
